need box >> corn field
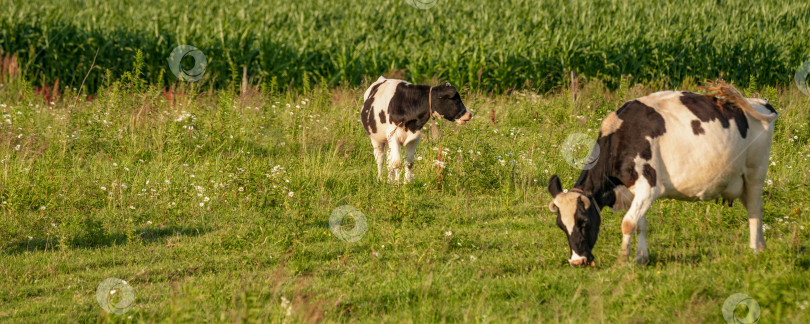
[1,0,809,93]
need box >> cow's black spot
[361,82,384,135]
[762,103,777,114]
[611,100,665,185]
[574,99,666,207]
[404,119,420,132]
[642,164,656,187]
[622,165,639,187]
[378,110,386,124]
[679,92,749,138]
[640,145,653,160]
[691,120,705,135]
[388,83,432,132]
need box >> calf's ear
[547,175,563,198]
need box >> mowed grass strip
[0,76,809,322]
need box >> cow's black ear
[547,175,563,198]
[597,190,615,210]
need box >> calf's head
[431,82,472,125]
[546,175,601,267]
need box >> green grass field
[0,70,809,322]
[2,0,810,322]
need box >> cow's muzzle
[568,257,596,267]
[455,111,473,125]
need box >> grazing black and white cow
[361,76,472,182]
[546,83,778,267]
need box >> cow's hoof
[635,255,650,266]
[617,250,631,265]
[403,175,414,184]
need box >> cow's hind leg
[371,139,386,181]
[741,169,767,252]
[620,185,657,265]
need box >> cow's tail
[701,80,778,123]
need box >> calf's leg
[403,135,421,183]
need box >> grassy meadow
[0,70,809,322]
[2,0,810,322]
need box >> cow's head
[431,82,472,125]
[546,175,601,267]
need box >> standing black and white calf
[546,83,777,266]
[361,76,472,182]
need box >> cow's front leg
[620,191,655,265]
[371,139,386,181]
[386,138,402,183]
[402,135,421,183]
